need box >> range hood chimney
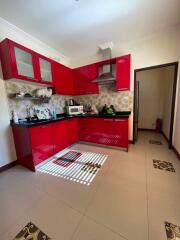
[92,42,115,85]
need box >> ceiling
[0,0,179,59]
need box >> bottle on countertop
[101,104,108,115]
[12,110,19,123]
[52,108,57,119]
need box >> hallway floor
[0,132,180,240]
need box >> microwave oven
[66,105,84,115]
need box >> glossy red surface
[0,38,40,82]
[53,120,69,154]
[53,62,74,95]
[0,38,130,94]
[67,118,79,144]
[12,125,35,171]
[29,124,54,165]
[116,54,131,91]
[73,64,99,95]
[12,117,128,171]
[79,118,128,149]
[37,54,53,85]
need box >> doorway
[133,62,178,148]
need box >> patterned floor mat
[153,160,175,172]
[37,149,107,185]
[165,221,180,240]
[53,151,82,167]
[13,222,51,239]
[149,140,162,145]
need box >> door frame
[133,61,179,148]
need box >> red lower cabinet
[79,118,128,150]
[114,119,128,148]
[53,118,79,154]
[12,117,128,172]
[12,125,36,171]
[67,118,79,145]
[53,121,69,154]
[29,124,54,166]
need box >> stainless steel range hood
[92,46,116,85]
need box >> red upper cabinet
[0,38,39,82]
[116,54,131,91]
[53,62,74,95]
[37,55,53,85]
[73,64,99,95]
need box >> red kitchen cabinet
[73,64,99,95]
[97,118,128,149]
[67,118,79,144]
[12,125,36,171]
[114,118,128,149]
[37,54,53,85]
[0,38,39,83]
[53,118,79,154]
[79,118,98,142]
[79,117,128,150]
[29,124,54,165]
[53,62,74,95]
[116,54,131,91]
[79,118,89,141]
[53,121,69,154]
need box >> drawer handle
[118,88,129,90]
[115,119,126,122]
[103,119,113,121]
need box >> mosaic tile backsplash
[6,80,133,119]
[76,85,133,112]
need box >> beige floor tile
[2,194,83,240]
[72,216,127,240]
[86,178,148,240]
[0,174,45,235]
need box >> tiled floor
[0,131,180,240]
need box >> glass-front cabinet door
[14,47,36,80]
[39,57,52,83]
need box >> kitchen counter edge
[11,112,131,128]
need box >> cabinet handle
[118,88,129,90]
[103,119,113,121]
[40,125,48,128]
[115,119,126,121]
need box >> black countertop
[11,111,131,128]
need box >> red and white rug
[37,149,107,185]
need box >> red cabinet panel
[114,119,128,148]
[67,118,79,145]
[12,116,128,172]
[53,62,74,95]
[116,54,131,91]
[37,54,53,85]
[29,124,54,165]
[79,118,128,149]
[53,118,79,154]
[0,38,40,83]
[73,64,99,95]
[53,121,69,154]
[12,125,36,171]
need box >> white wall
[162,66,175,138]
[137,68,165,130]
[70,25,180,152]
[0,18,70,167]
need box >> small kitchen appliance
[66,105,84,115]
